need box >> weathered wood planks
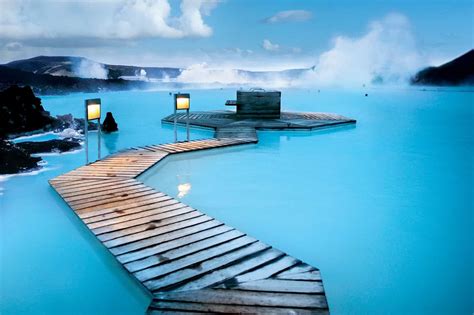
[49,137,329,314]
[162,109,356,133]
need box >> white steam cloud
[75,59,109,79]
[304,13,421,86]
[175,63,298,88]
[177,63,247,85]
[175,13,423,88]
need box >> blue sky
[0,0,472,70]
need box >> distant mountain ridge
[3,55,312,82]
[3,50,472,93]
[411,50,474,86]
[0,65,148,95]
[5,56,182,80]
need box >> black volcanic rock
[17,138,81,154]
[0,138,83,174]
[0,85,55,138]
[101,112,118,132]
[0,140,42,174]
[411,50,474,86]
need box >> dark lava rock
[52,114,97,132]
[0,140,41,174]
[411,49,474,86]
[0,85,55,138]
[102,112,118,132]
[17,138,81,154]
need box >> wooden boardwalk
[50,136,329,314]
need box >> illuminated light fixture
[175,94,190,110]
[84,98,102,164]
[173,93,191,142]
[86,99,101,120]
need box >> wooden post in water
[174,102,177,143]
[84,100,89,164]
[97,119,101,160]
[186,108,190,142]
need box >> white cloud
[262,39,302,54]
[302,13,422,86]
[262,39,280,52]
[178,0,219,37]
[0,0,218,40]
[264,10,313,23]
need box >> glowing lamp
[175,93,190,110]
[86,98,101,120]
[84,98,102,164]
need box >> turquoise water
[1,88,473,314]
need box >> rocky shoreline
[0,85,96,175]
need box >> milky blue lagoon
[1,88,472,314]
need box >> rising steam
[74,59,109,79]
[175,13,423,88]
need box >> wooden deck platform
[163,110,356,132]
[50,136,330,314]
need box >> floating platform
[162,110,356,134]
[49,137,330,314]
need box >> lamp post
[85,98,102,164]
[173,93,190,142]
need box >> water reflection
[103,131,119,154]
[177,183,191,198]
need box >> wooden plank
[73,190,162,213]
[110,220,224,256]
[143,240,267,291]
[148,300,327,314]
[104,215,213,249]
[173,248,284,292]
[86,198,178,227]
[57,181,140,198]
[52,175,117,180]
[91,203,191,234]
[125,229,245,273]
[226,278,324,294]
[64,184,149,204]
[154,289,328,309]
[275,263,317,276]
[275,271,322,281]
[77,193,168,218]
[50,178,106,188]
[54,179,136,196]
[97,209,202,242]
[233,255,300,284]
[70,187,156,209]
[117,225,234,264]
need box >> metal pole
[186,108,190,142]
[97,118,101,160]
[174,103,177,143]
[84,101,89,164]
